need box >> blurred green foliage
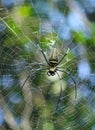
[0,0,95,130]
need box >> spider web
[0,0,95,130]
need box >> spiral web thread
[0,1,95,130]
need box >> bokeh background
[0,0,95,130]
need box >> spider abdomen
[49,48,58,64]
[49,60,58,66]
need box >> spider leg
[58,48,70,65]
[29,63,49,71]
[25,31,49,65]
[41,49,50,65]
[21,70,40,89]
[36,44,49,65]
[55,72,63,111]
[21,74,31,88]
[21,65,48,89]
[57,69,77,98]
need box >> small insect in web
[21,47,77,110]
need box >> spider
[0,16,77,110]
[21,47,77,110]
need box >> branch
[19,72,33,130]
[0,91,20,130]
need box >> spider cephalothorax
[47,66,57,76]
